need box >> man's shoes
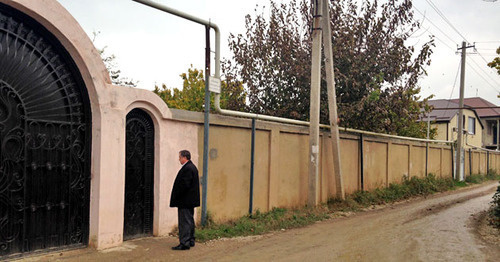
[190,242,195,247]
[171,244,190,250]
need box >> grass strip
[194,172,500,242]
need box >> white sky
[56,0,500,103]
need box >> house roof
[424,99,484,129]
[425,99,462,122]
[450,97,500,118]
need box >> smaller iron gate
[124,109,155,240]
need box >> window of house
[468,116,476,135]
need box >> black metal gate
[0,4,91,258]
[124,109,154,240]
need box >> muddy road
[23,182,500,262]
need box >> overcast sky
[56,0,500,104]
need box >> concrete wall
[464,149,497,176]
[172,109,499,223]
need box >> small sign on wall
[209,76,221,94]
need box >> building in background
[450,97,500,150]
[424,99,483,148]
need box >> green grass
[195,206,330,242]
[193,172,500,242]
[465,170,500,184]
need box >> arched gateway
[0,3,91,257]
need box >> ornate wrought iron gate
[124,109,154,240]
[0,4,91,258]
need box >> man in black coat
[170,150,200,250]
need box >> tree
[223,0,435,138]
[487,46,500,75]
[153,67,246,112]
[92,31,137,87]
[100,49,138,87]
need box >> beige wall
[463,149,497,176]
[434,122,449,141]
[171,110,499,223]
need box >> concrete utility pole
[322,0,344,200]
[309,0,345,205]
[308,0,322,206]
[455,41,475,181]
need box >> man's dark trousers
[178,208,195,246]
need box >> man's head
[179,150,191,165]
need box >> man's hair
[179,150,191,160]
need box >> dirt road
[22,182,500,262]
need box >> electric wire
[476,50,500,82]
[439,60,462,118]
[468,55,500,86]
[466,61,500,93]
[433,35,456,51]
[424,0,470,43]
[413,6,457,44]
[418,1,500,90]
[449,60,462,99]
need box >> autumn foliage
[223,0,435,138]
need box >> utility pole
[309,0,345,205]
[308,0,322,206]
[455,41,475,181]
[322,0,344,200]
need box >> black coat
[170,160,201,208]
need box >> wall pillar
[386,142,391,187]
[440,147,444,178]
[408,144,412,178]
[89,105,126,249]
[268,128,281,209]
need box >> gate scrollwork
[0,3,91,257]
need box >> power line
[424,0,469,43]
[467,60,498,90]
[449,60,462,99]
[413,2,500,98]
[466,60,500,93]
[441,60,462,118]
[475,41,500,43]
[477,50,498,65]
[475,50,500,82]
[419,1,500,92]
[413,6,457,45]
[434,35,455,51]
[468,55,500,86]
[475,48,498,51]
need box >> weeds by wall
[193,173,500,242]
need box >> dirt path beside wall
[21,182,500,262]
